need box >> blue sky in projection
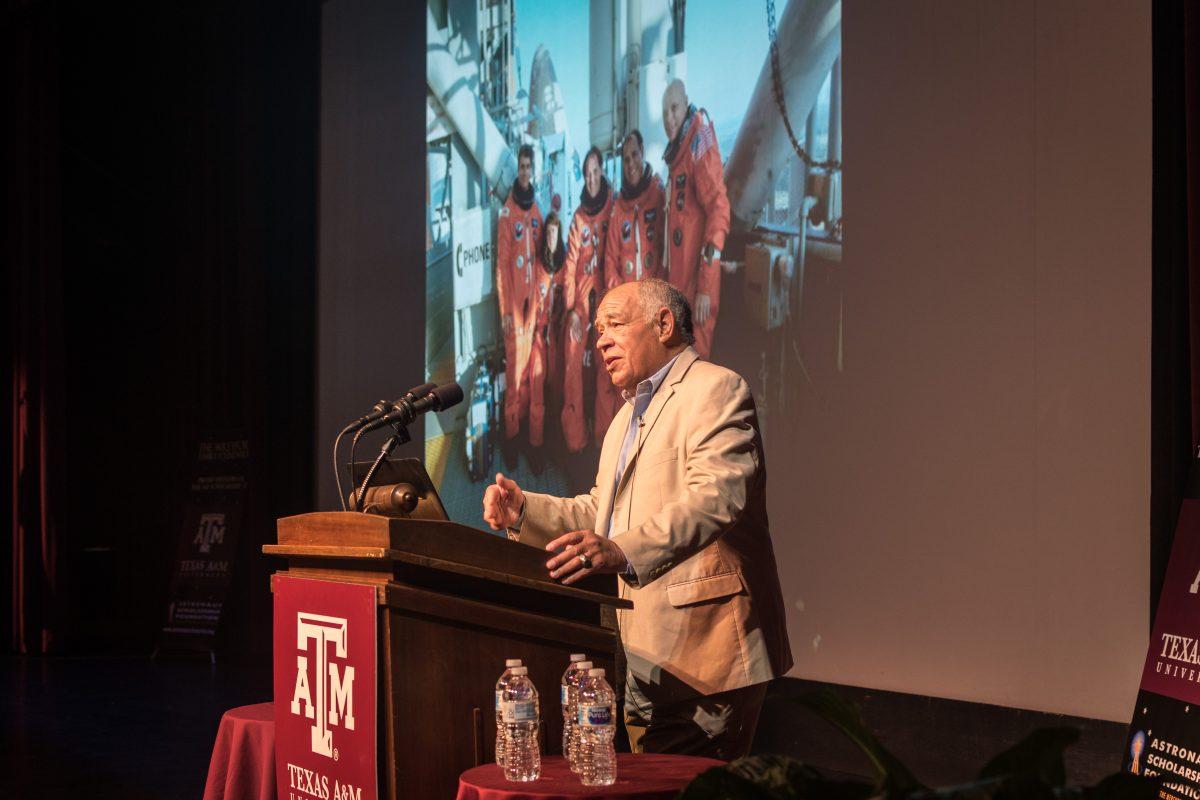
[515,0,783,157]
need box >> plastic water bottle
[561,656,591,772]
[576,667,616,786]
[501,666,541,781]
[494,659,522,768]
[564,658,593,772]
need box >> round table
[456,754,723,800]
[202,702,276,800]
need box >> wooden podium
[264,512,631,799]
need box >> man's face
[622,138,644,189]
[663,89,687,141]
[517,155,533,189]
[585,155,602,198]
[595,284,668,393]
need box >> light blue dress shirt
[607,352,682,539]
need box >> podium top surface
[268,512,631,609]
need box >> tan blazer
[522,348,792,700]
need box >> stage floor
[2,653,271,799]
[2,654,1126,797]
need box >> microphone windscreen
[430,382,464,410]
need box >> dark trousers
[623,676,768,760]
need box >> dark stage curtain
[1151,0,1200,620]
[8,1,66,655]
[7,1,319,656]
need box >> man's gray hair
[637,278,694,346]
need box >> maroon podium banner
[1125,496,1200,797]
[274,576,378,800]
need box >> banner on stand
[1125,485,1200,797]
[158,434,249,652]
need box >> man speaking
[482,278,792,759]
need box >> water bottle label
[577,704,613,727]
[561,685,569,706]
[495,690,503,711]
[502,700,538,723]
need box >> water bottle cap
[505,659,522,667]
[588,668,605,677]
[570,653,587,662]
[511,666,528,676]
[577,661,593,670]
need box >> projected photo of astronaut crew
[426,0,842,524]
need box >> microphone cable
[333,427,349,511]
[336,398,394,511]
[349,425,363,511]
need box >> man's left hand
[545,530,628,585]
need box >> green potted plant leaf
[677,689,1159,800]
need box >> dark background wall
[316,0,426,513]
[8,0,321,661]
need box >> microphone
[340,382,438,436]
[400,382,439,405]
[340,400,391,436]
[357,383,464,435]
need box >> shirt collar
[622,352,683,414]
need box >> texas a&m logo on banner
[274,577,377,800]
[291,612,356,757]
[195,513,226,553]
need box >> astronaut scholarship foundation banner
[158,434,249,652]
[274,576,378,800]
[1126,494,1200,799]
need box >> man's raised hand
[482,472,524,531]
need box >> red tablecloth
[456,754,723,800]
[202,702,276,800]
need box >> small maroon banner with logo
[1124,495,1200,797]
[1137,500,1200,705]
[274,576,377,800]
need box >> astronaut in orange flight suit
[496,145,544,443]
[595,130,667,439]
[528,210,567,448]
[561,147,613,453]
[662,80,730,359]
